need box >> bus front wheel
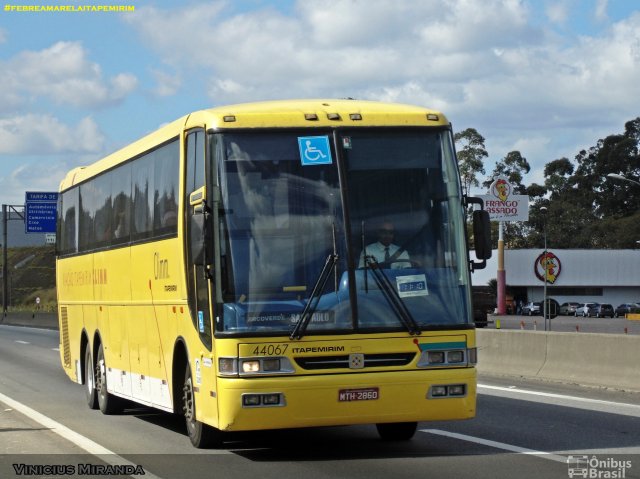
[84,343,98,410]
[95,343,124,415]
[376,422,418,441]
[182,364,224,448]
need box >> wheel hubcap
[183,379,194,423]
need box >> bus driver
[359,220,411,269]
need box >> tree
[526,117,640,249]
[454,128,488,195]
[483,151,531,194]
[543,158,573,199]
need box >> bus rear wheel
[84,343,98,410]
[95,343,124,415]
[182,364,224,448]
[376,422,418,441]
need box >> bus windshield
[215,128,471,336]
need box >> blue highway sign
[25,191,58,234]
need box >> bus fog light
[428,351,445,364]
[449,385,466,396]
[262,358,281,372]
[447,351,464,363]
[242,394,261,407]
[242,360,260,373]
[431,386,447,397]
[262,393,281,405]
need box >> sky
[1,0,639,205]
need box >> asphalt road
[1,324,640,479]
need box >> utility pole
[541,207,548,331]
[2,204,25,316]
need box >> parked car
[522,301,541,315]
[614,303,639,318]
[587,303,614,318]
[559,302,580,316]
[575,303,598,317]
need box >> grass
[1,245,56,311]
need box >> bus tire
[375,422,417,441]
[96,343,124,415]
[84,343,98,410]
[183,364,223,448]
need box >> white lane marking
[52,348,60,351]
[421,429,568,463]
[478,384,640,417]
[15,340,30,344]
[0,391,165,479]
[1,324,55,332]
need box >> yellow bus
[56,99,491,447]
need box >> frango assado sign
[478,177,529,222]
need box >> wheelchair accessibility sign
[298,136,332,166]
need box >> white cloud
[123,3,227,67]
[594,0,609,22]
[545,1,569,25]
[0,158,89,204]
[122,0,640,190]
[0,28,7,44]
[0,114,105,155]
[126,0,544,103]
[150,69,182,97]
[296,0,440,48]
[0,41,137,112]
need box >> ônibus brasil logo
[535,251,561,284]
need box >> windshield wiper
[364,256,421,335]
[290,253,338,340]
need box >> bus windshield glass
[215,128,471,335]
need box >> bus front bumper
[214,367,476,431]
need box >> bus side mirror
[473,209,492,261]
[465,196,492,271]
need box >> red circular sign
[534,251,561,284]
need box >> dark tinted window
[111,163,131,245]
[60,137,179,255]
[60,188,78,255]
[79,182,98,251]
[92,172,112,248]
[153,141,179,237]
[131,153,154,241]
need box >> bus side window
[131,154,154,241]
[153,141,179,237]
[111,163,131,244]
[60,188,79,255]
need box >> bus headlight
[427,351,445,364]
[262,358,281,372]
[219,357,295,377]
[241,360,261,373]
[417,348,475,368]
[447,350,464,363]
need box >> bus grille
[294,353,416,370]
[60,307,71,368]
